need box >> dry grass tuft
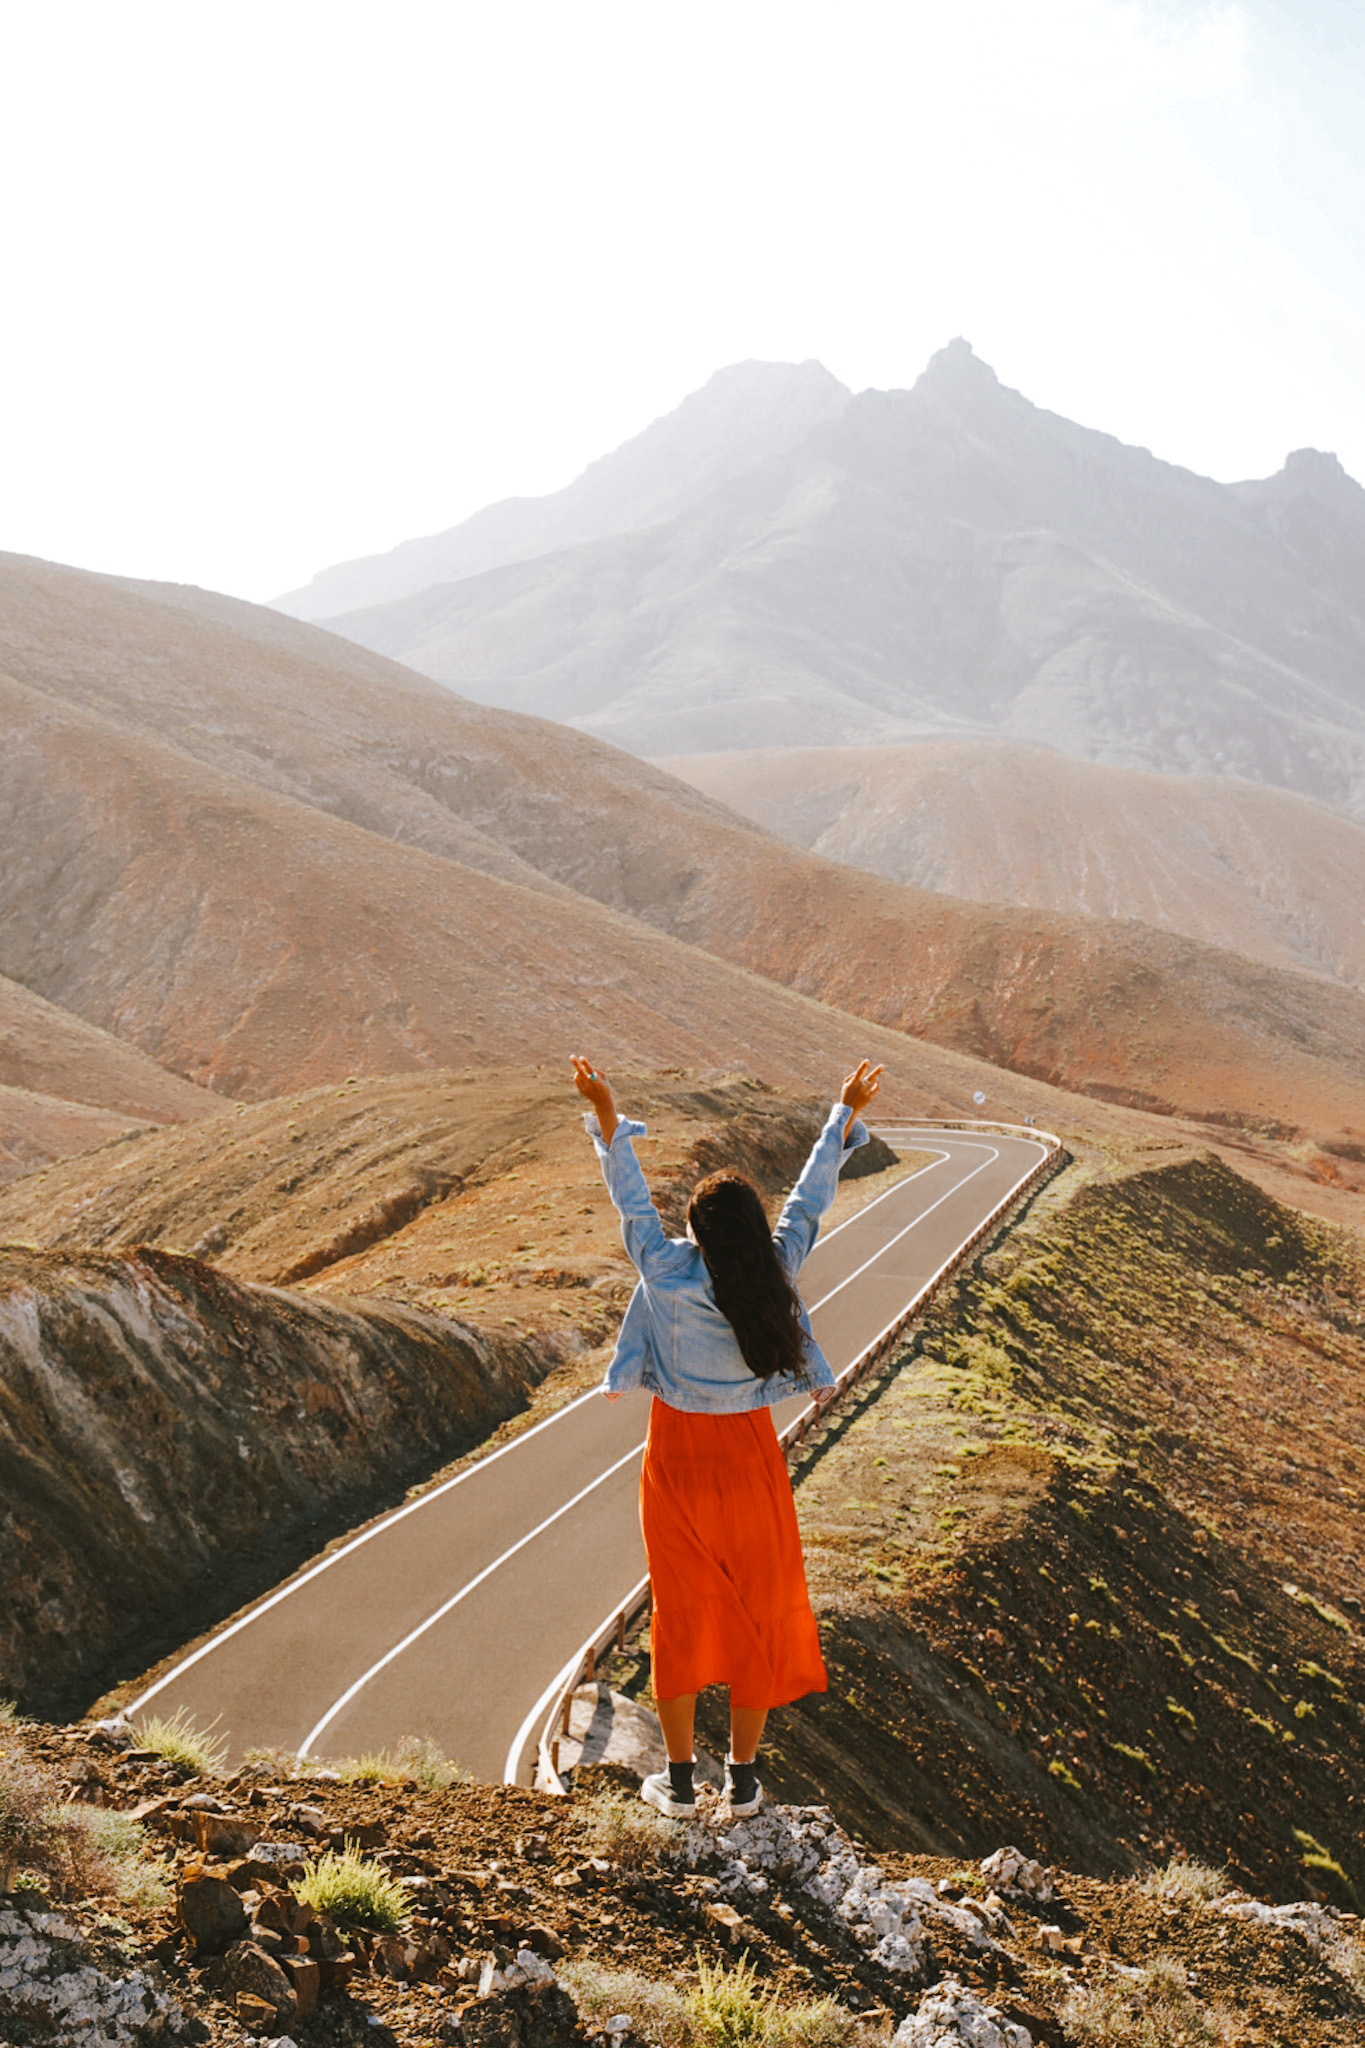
[563,1953,874,2046]
[131,1706,228,1779]
[1139,1856,1229,1906]
[1062,1955,1236,2046]
[581,1787,677,1871]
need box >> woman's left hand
[571,1055,619,1149]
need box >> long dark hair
[687,1170,807,1381]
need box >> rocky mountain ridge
[272,359,852,620]
[304,342,1365,814]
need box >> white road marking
[296,1441,646,1758]
[125,1382,606,1714]
[806,1146,1000,1307]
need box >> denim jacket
[587,1101,869,1412]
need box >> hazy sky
[2,0,1363,601]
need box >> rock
[216,1939,300,2027]
[702,1900,749,1944]
[192,1810,260,1859]
[236,1990,278,2031]
[521,1922,566,1960]
[179,1872,249,1953]
[893,1976,1034,2047]
[280,1953,320,2017]
[0,1901,189,2045]
[1037,1925,1066,1953]
[478,1946,558,1995]
[373,1931,418,1980]
[241,1842,310,1881]
[676,1800,931,1974]
[345,1820,386,1851]
[459,1980,583,2047]
[1220,1896,1338,1951]
[979,1847,1053,1902]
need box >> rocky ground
[2,1713,1363,2047]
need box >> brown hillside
[0,664,993,1104]
[4,553,1365,1181]
[0,971,220,1121]
[0,1071,1036,1324]
[0,1084,152,1187]
[666,741,1365,991]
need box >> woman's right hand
[840,1059,884,1120]
[571,1055,619,1149]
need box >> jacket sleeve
[601,1282,652,1395]
[773,1102,868,1278]
[586,1114,690,1280]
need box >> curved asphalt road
[128,1127,1049,1781]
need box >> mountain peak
[1278,447,1364,504]
[915,337,1002,394]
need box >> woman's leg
[729,1704,767,1764]
[656,1693,697,1762]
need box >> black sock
[729,1757,758,1799]
[668,1759,695,1802]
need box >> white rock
[1219,1897,1337,1951]
[979,1846,1053,1902]
[892,1975,1034,2047]
[510,1946,557,1987]
[0,1904,188,2045]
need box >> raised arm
[773,1060,884,1277]
[572,1056,686,1280]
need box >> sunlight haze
[1,0,1362,599]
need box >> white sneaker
[640,1769,697,1818]
[724,1762,763,1817]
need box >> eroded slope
[663,1152,1365,1908]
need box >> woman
[571,1053,884,1819]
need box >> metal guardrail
[508,1123,1065,1793]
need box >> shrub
[66,1808,174,1910]
[1293,1830,1358,1908]
[297,1842,411,1932]
[131,1707,228,1778]
[0,1750,59,1890]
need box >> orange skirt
[641,1397,828,1708]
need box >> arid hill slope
[667,742,1365,991]
[0,972,220,1121]
[0,1085,152,1188]
[0,1240,566,1712]
[5,552,1365,1162]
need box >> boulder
[178,1873,248,1953]
[216,1939,299,2028]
